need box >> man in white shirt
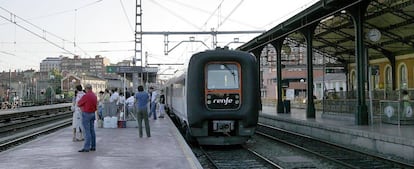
[109,88,119,117]
[125,93,135,120]
[117,92,125,119]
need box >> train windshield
[206,63,239,89]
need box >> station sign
[106,66,141,73]
[106,66,158,73]
[142,67,158,73]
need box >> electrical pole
[134,0,143,90]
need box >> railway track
[194,145,281,169]
[256,123,414,169]
[0,104,72,152]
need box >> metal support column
[252,47,264,111]
[271,40,285,114]
[390,57,396,90]
[300,24,317,118]
[348,2,370,125]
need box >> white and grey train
[163,48,260,145]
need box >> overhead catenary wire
[217,0,244,29]
[260,0,318,29]
[0,11,76,55]
[0,1,104,58]
[149,0,203,31]
[0,0,103,25]
[1,6,76,47]
[206,0,224,30]
[0,51,15,56]
[119,0,135,34]
[167,0,260,30]
[166,0,248,53]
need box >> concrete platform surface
[260,106,414,162]
[0,116,202,169]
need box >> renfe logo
[213,97,233,105]
[206,93,239,109]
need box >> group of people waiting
[96,88,124,120]
[93,86,165,121]
[71,84,166,152]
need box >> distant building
[0,70,42,101]
[115,60,133,66]
[60,74,81,92]
[260,44,327,102]
[61,74,107,94]
[40,56,64,72]
[81,75,107,93]
[60,55,110,77]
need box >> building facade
[60,55,110,77]
[40,56,63,72]
[81,75,107,94]
[260,43,331,103]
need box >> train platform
[260,106,414,163]
[0,103,72,115]
[0,115,202,169]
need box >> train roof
[162,48,256,87]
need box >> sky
[0,0,317,76]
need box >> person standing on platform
[72,85,85,142]
[158,90,165,118]
[402,90,411,107]
[109,88,119,117]
[71,90,78,141]
[117,92,125,118]
[125,92,135,120]
[124,88,131,103]
[149,86,158,120]
[97,91,104,120]
[77,84,98,152]
[102,89,111,117]
[135,85,150,138]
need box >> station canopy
[238,0,414,64]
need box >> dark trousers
[81,112,96,150]
[137,108,150,137]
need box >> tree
[49,69,63,95]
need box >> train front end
[186,48,260,145]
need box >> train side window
[206,63,240,89]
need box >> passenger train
[163,47,260,145]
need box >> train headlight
[207,94,211,104]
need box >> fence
[262,97,414,125]
[380,100,414,125]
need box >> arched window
[399,64,408,89]
[385,65,392,90]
